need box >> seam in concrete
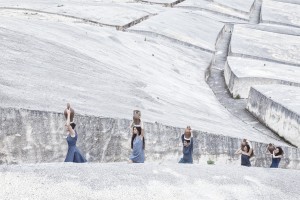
[261,20,300,29]
[177,6,249,22]
[249,0,262,24]
[135,0,185,7]
[117,13,157,31]
[127,29,215,53]
[229,53,300,67]
[0,7,157,31]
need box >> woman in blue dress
[179,127,193,164]
[129,126,145,163]
[64,109,87,163]
[270,147,284,168]
[235,139,253,167]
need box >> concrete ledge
[247,85,300,147]
[0,107,299,169]
[224,56,300,98]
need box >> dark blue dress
[241,154,251,167]
[179,134,193,164]
[64,131,87,163]
[130,136,145,163]
[270,157,281,168]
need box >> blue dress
[270,157,281,168]
[130,136,145,163]
[179,134,193,164]
[241,154,251,167]
[64,131,87,163]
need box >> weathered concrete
[229,26,300,66]
[0,107,299,169]
[247,85,300,147]
[1,163,300,200]
[129,8,224,52]
[224,56,300,98]
[261,0,300,28]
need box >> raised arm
[66,109,75,136]
[235,148,242,155]
[272,152,283,158]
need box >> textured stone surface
[230,26,300,66]
[261,0,300,27]
[0,107,299,169]
[129,8,224,52]
[247,85,300,147]
[224,56,300,98]
[1,162,300,200]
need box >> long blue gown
[130,136,145,163]
[179,134,193,164]
[270,157,281,168]
[64,131,87,163]
[241,154,251,167]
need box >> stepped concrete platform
[1,107,299,169]
[247,85,300,147]
[128,8,224,52]
[1,163,300,200]
[224,56,300,98]
[261,0,300,28]
[229,26,300,66]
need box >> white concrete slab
[1,163,300,200]
[224,56,300,98]
[0,0,166,27]
[177,0,249,20]
[247,85,300,147]
[129,8,225,51]
[261,0,300,28]
[230,26,300,66]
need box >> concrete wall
[0,107,299,169]
[247,86,300,148]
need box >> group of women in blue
[234,139,284,168]
[63,108,283,168]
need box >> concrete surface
[247,85,300,147]
[1,162,300,200]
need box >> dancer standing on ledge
[270,147,284,168]
[129,126,145,163]
[64,106,87,163]
[179,126,193,164]
[235,139,253,167]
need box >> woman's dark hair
[131,126,145,150]
[242,144,254,157]
[70,122,76,129]
[275,147,284,156]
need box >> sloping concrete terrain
[1,163,300,200]
[0,0,299,172]
[0,6,278,139]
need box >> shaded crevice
[249,0,262,24]
[206,24,285,142]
